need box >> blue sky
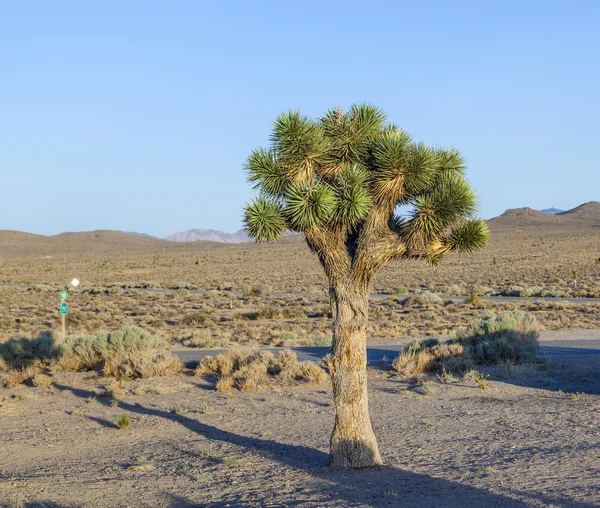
[1,1,599,237]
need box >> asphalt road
[172,332,600,367]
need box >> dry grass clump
[195,349,327,391]
[180,311,211,326]
[499,360,547,379]
[31,374,53,388]
[392,339,471,378]
[393,311,541,378]
[181,329,230,348]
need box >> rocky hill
[488,202,600,230]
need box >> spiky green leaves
[245,148,288,197]
[270,112,329,180]
[422,172,477,221]
[243,103,489,263]
[334,165,372,226]
[449,219,490,252]
[284,181,338,230]
[437,148,466,174]
[403,172,478,249]
[370,130,418,202]
[243,198,286,243]
[321,104,387,170]
[371,137,467,205]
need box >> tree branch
[304,225,352,288]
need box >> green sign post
[60,290,69,338]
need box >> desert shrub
[243,287,263,298]
[310,336,332,346]
[465,294,481,305]
[55,326,182,378]
[260,306,284,319]
[445,284,464,296]
[473,285,494,296]
[216,376,235,391]
[117,413,131,430]
[392,350,437,377]
[239,310,261,320]
[3,368,31,388]
[393,311,539,377]
[239,305,302,320]
[195,349,328,390]
[404,292,442,306]
[181,311,211,326]
[294,361,328,384]
[394,286,409,295]
[31,374,53,388]
[0,332,65,370]
[464,369,490,390]
[184,328,214,348]
[277,331,297,342]
[455,311,540,364]
[174,288,191,300]
[404,338,440,355]
[500,286,525,297]
[393,340,470,377]
[282,306,306,319]
[499,360,547,379]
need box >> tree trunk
[328,283,383,468]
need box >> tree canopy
[243,104,489,284]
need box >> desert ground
[1,208,599,507]
[0,213,600,346]
[1,352,599,507]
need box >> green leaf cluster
[243,103,489,258]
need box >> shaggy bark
[328,282,383,468]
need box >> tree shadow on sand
[53,382,599,508]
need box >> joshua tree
[243,104,489,468]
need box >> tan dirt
[1,355,599,507]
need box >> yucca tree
[243,104,489,468]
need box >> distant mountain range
[2,202,598,250]
[164,228,250,243]
[160,204,597,242]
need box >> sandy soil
[1,355,599,508]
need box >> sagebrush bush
[393,311,540,377]
[61,326,182,378]
[195,348,327,390]
[456,310,540,363]
[0,326,181,378]
[0,332,64,370]
[404,292,443,306]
